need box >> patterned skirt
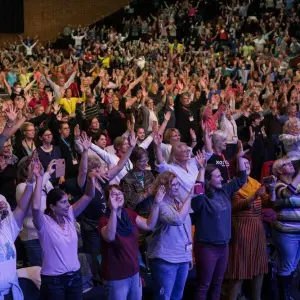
[225,216,268,280]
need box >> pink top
[203,104,226,132]
[38,207,80,275]
[188,8,197,16]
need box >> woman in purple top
[31,151,96,300]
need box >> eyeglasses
[282,162,293,167]
[137,158,149,164]
[110,192,123,197]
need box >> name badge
[189,116,194,122]
[72,158,78,165]
[185,243,193,252]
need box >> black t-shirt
[81,181,108,221]
[207,153,230,183]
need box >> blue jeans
[41,269,82,300]
[104,272,142,300]
[150,258,189,300]
[273,229,300,276]
[23,239,42,267]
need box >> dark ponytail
[45,188,66,215]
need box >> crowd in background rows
[0,0,300,300]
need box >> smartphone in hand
[55,159,66,178]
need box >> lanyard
[174,199,191,244]
[61,137,75,159]
[133,172,145,189]
[24,140,34,154]
[221,154,231,181]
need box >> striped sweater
[273,181,300,233]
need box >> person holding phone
[76,131,137,283]
[272,158,300,299]
[31,157,96,300]
[191,141,248,300]
[37,128,62,185]
[225,157,276,300]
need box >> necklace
[24,139,35,154]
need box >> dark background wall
[0,0,128,44]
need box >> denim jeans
[104,272,142,300]
[40,269,82,300]
[150,258,189,300]
[23,239,43,267]
[194,242,229,300]
[272,229,300,276]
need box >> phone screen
[55,159,66,178]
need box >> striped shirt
[273,181,300,233]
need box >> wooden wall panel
[0,0,128,45]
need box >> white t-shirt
[0,199,20,288]
[156,158,199,202]
[16,173,53,241]
[38,206,80,276]
[254,38,266,52]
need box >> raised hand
[93,169,110,184]
[109,190,123,211]
[152,121,158,133]
[195,151,207,169]
[46,91,54,103]
[56,112,62,121]
[153,133,163,146]
[236,140,249,158]
[46,159,57,175]
[128,132,137,148]
[5,104,18,123]
[164,111,171,121]
[190,128,196,140]
[154,185,166,204]
[52,102,61,114]
[79,131,91,151]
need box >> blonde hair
[283,119,300,134]
[272,158,291,177]
[87,155,102,172]
[164,128,180,143]
[169,142,188,164]
[113,136,126,151]
[212,130,227,146]
[152,171,177,195]
[20,122,34,134]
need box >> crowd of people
[0,0,300,299]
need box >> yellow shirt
[169,43,183,54]
[58,97,85,115]
[19,73,33,88]
[98,56,111,68]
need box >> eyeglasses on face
[282,162,293,167]
[137,158,149,164]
